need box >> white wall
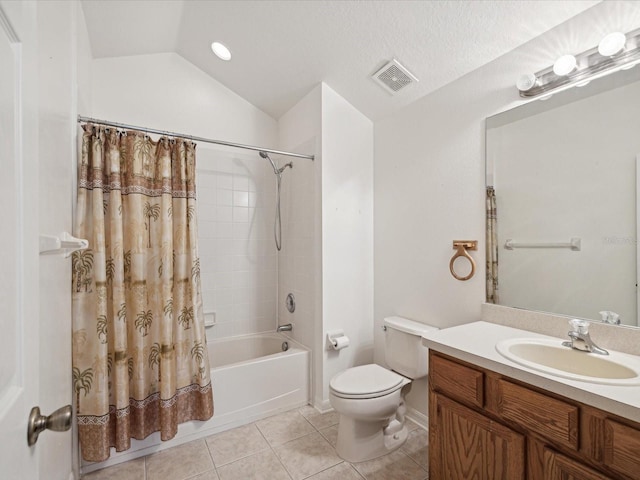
[320,84,374,409]
[91,53,277,147]
[278,84,374,410]
[91,53,280,340]
[76,3,92,116]
[277,85,322,359]
[374,0,640,417]
[491,80,640,325]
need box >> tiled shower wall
[196,146,279,340]
[277,144,318,352]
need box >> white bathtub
[82,332,310,474]
[208,333,310,427]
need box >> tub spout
[277,323,292,332]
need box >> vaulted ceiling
[81,0,599,120]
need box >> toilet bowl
[329,364,412,462]
[329,316,438,463]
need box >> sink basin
[495,338,640,386]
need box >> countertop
[422,321,640,423]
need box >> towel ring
[450,240,478,281]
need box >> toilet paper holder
[326,330,350,351]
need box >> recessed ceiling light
[211,42,231,61]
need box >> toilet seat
[329,364,407,399]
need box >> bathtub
[82,332,310,474]
[208,332,310,427]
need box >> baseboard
[313,397,333,413]
[406,406,428,430]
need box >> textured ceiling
[81,0,600,120]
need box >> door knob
[27,405,72,446]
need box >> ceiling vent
[372,59,419,95]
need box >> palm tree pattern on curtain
[486,186,499,303]
[72,125,213,462]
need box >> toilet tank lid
[383,316,439,336]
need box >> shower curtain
[486,186,499,303]
[72,125,213,462]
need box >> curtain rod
[77,115,315,161]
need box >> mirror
[486,67,640,328]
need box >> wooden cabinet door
[544,448,614,480]
[603,418,640,480]
[430,393,525,480]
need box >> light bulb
[553,55,577,76]
[211,42,231,61]
[516,73,537,92]
[598,32,626,57]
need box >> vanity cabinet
[429,351,640,480]
[431,392,525,479]
[544,449,612,480]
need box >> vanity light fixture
[211,41,231,61]
[552,54,577,76]
[516,73,537,92]
[517,27,640,99]
[598,32,626,57]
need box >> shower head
[260,151,278,174]
[259,151,292,176]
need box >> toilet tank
[384,316,439,379]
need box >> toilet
[329,316,438,463]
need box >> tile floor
[83,406,429,480]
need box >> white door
[0,2,75,478]
[0,1,40,478]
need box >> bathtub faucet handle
[277,323,293,332]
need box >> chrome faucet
[276,323,292,332]
[562,319,608,355]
